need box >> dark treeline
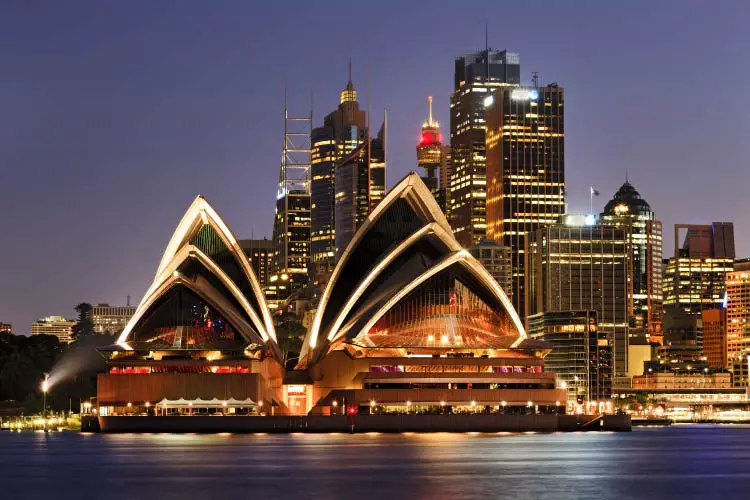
[0,331,114,413]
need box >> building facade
[485,84,566,319]
[703,308,728,369]
[726,266,750,363]
[239,239,273,290]
[527,310,611,405]
[663,223,735,316]
[92,304,137,335]
[0,323,11,335]
[310,70,369,281]
[334,121,386,256]
[98,196,284,420]
[31,316,76,343]
[271,104,313,304]
[300,173,564,415]
[470,240,512,302]
[527,219,630,379]
[450,49,520,249]
[600,181,663,335]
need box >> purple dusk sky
[1,0,749,333]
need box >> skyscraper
[663,223,735,316]
[469,240,512,301]
[271,104,312,303]
[600,181,663,335]
[528,310,611,404]
[310,65,370,281]
[334,121,386,255]
[527,217,630,380]
[449,48,520,249]
[240,238,274,299]
[485,84,566,319]
[417,96,443,192]
[726,261,750,363]
[702,308,728,369]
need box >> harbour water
[1,425,749,499]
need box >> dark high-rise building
[702,308,728,369]
[600,181,663,335]
[271,106,312,304]
[311,66,370,281]
[527,218,630,380]
[486,84,566,319]
[663,223,735,316]
[334,121,386,256]
[449,49,520,249]
[469,240,512,301]
[240,238,274,293]
[528,311,611,405]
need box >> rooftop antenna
[428,95,433,125]
[485,19,489,79]
[625,167,629,184]
[367,64,372,210]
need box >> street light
[41,374,49,432]
[332,400,338,415]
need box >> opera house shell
[96,174,565,424]
[298,174,565,415]
[97,196,285,418]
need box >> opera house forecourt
[94,174,627,432]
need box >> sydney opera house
[96,174,566,426]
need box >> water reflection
[2,427,750,500]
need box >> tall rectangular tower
[527,219,630,379]
[271,106,312,304]
[663,222,735,316]
[726,263,750,363]
[485,84,566,319]
[334,121,386,256]
[310,69,372,283]
[449,49,520,248]
[600,182,663,336]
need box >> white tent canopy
[156,397,256,408]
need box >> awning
[155,397,256,408]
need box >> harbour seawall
[96,414,630,433]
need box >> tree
[72,302,95,340]
[274,312,306,369]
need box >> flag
[590,186,600,196]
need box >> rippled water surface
[2,425,750,499]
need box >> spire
[340,59,357,104]
[428,96,433,126]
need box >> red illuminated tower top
[416,96,443,191]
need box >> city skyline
[2,1,750,333]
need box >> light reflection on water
[2,426,750,500]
